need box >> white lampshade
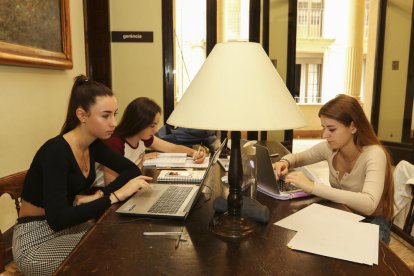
[167,41,306,131]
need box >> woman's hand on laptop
[272,161,289,177]
[113,176,153,203]
[284,171,314,194]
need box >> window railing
[295,96,322,104]
[297,7,323,38]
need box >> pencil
[195,145,201,159]
[143,232,183,236]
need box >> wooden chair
[402,186,414,239]
[0,171,26,273]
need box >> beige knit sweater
[282,141,386,216]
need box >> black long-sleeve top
[22,135,141,231]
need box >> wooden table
[55,142,412,276]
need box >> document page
[274,203,378,265]
[143,153,187,167]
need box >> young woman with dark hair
[273,94,394,244]
[94,97,206,186]
[13,75,152,275]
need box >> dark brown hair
[114,97,161,138]
[60,75,113,134]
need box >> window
[174,0,206,102]
[297,0,324,38]
[174,0,250,103]
[364,0,370,39]
[296,63,322,104]
[218,0,249,42]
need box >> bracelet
[279,158,291,168]
[112,192,121,202]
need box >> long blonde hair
[319,94,394,220]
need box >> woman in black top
[12,75,152,275]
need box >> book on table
[157,169,207,183]
[142,153,187,167]
[143,152,211,168]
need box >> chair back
[0,170,26,272]
[393,161,414,246]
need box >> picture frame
[0,0,72,70]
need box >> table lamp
[167,42,306,238]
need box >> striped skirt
[12,219,91,276]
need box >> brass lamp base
[209,212,255,238]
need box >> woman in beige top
[273,94,394,244]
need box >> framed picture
[0,0,72,69]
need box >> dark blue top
[22,135,141,231]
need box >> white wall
[0,1,87,232]
[109,0,164,123]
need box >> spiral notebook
[157,170,207,183]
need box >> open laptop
[116,138,227,219]
[256,144,312,200]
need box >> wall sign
[111,31,153,43]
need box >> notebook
[116,138,227,219]
[255,144,312,200]
[142,153,187,167]
[157,169,206,183]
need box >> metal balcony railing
[295,96,322,104]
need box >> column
[344,0,365,98]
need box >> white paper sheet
[287,217,378,265]
[274,203,378,265]
[274,203,365,231]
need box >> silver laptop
[256,144,311,200]
[116,138,227,219]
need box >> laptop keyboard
[148,186,193,214]
[277,179,299,192]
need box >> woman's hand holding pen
[192,146,206,164]
[284,171,314,194]
[111,175,153,203]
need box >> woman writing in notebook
[13,75,152,275]
[94,97,206,187]
[273,94,394,244]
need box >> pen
[143,231,183,236]
[270,153,279,157]
[195,145,202,160]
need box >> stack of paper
[274,203,379,265]
[142,153,187,167]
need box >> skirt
[12,218,91,276]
